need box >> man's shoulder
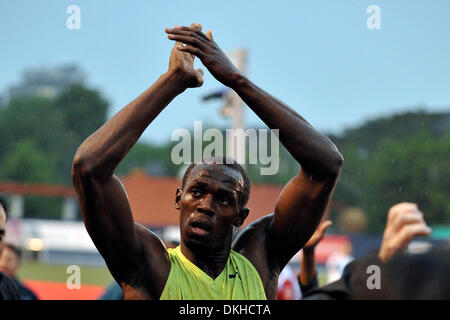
[232,214,274,272]
[233,214,274,250]
[0,271,21,300]
[14,279,39,300]
[243,214,274,234]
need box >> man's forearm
[299,248,318,286]
[73,71,186,179]
[232,75,342,176]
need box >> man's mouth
[190,220,212,236]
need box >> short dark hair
[181,157,251,208]
[0,194,8,220]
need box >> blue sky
[1,0,449,144]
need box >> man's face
[176,164,247,252]
[0,206,6,256]
[0,246,19,278]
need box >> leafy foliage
[330,111,450,231]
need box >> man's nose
[197,194,215,217]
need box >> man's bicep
[74,174,170,296]
[75,175,144,279]
[269,170,336,266]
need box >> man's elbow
[71,148,105,184]
[324,149,344,179]
[72,150,92,182]
[333,151,344,172]
[333,149,344,176]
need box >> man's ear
[175,187,182,210]
[233,207,249,228]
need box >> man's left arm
[166,25,343,271]
[235,79,342,270]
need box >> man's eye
[219,198,230,205]
[191,189,202,196]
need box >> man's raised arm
[166,25,343,270]
[232,72,343,267]
[71,30,204,298]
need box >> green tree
[0,83,110,218]
[0,140,61,219]
[0,140,54,183]
[54,84,109,141]
[329,110,450,232]
[0,96,65,170]
[364,131,450,231]
[117,142,179,177]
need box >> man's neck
[180,241,232,279]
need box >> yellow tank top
[160,246,266,300]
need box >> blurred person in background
[303,202,433,299]
[325,240,354,284]
[297,220,333,295]
[0,243,39,300]
[99,280,123,300]
[0,195,20,300]
[374,203,450,299]
[380,244,450,299]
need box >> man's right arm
[71,38,203,298]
